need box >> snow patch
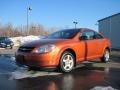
[90,86,117,90]
[9,67,61,80]
[10,35,43,46]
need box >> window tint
[80,30,103,40]
[46,29,80,39]
[93,32,103,39]
[80,30,94,40]
[0,37,8,41]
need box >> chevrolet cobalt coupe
[15,28,111,72]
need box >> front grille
[18,46,35,52]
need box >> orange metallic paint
[15,28,111,68]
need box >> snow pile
[10,35,42,46]
[20,35,42,43]
[10,36,23,46]
[90,86,117,90]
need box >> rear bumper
[15,51,59,68]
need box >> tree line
[0,23,57,37]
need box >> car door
[92,32,106,57]
[80,30,99,60]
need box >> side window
[52,32,61,38]
[93,32,103,39]
[80,30,94,40]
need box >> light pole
[73,21,78,29]
[27,6,32,35]
[95,22,99,31]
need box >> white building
[98,13,120,49]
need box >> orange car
[15,28,111,72]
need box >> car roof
[61,28,82,32]
[61,28,95,32]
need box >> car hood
[0,40,12,44]
[21,39,69,47]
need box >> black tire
[101,49,110,63]
[59,51,75,73]
[10,46,13,49]
[5,46,12,49]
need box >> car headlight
[35,44,56,53]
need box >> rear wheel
[101,49,110,62]
[59,51,75,73]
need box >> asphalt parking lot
[0,47,120,90]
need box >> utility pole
[27,6,32,35]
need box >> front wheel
[8,45,13,49]
[101,49,110,62]
[59,51,75,73]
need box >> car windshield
[46,29,80,39]
[0,37,8,41]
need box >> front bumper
[15,51,59,68]
[0,44,13,48]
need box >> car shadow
[110,49,120,63]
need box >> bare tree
[0,23,57,37]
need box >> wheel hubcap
[62,55,74,71]
[104,51,110,61]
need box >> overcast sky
[0,0,120,30]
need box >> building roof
[98,13,120,22]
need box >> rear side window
[80,30,103,40]
[80,30,94,40]
[93,32,103,39]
